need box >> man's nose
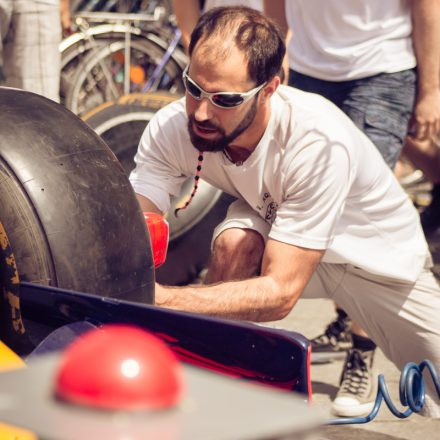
[194,98,214,121]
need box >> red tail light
[144,212,169,268]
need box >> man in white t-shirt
[129,6,440,418]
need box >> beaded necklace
[174,151,204,216]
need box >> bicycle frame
[60,11,187,97]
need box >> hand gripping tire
[83,93,234,285]
[0,88,154,352]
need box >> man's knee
[206,228,265,282]
[213,227,264,260]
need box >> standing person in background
[172,0,262,52]
[0,0,67,102]
[264,0,440,417]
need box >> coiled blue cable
[327,360,440,425]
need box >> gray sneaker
[332,349,376,417]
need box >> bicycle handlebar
[74,9,166,25]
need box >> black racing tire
[0,88,154,352]
[83,93,234,285]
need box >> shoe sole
[331,400,375,418]
[311,351,348,364]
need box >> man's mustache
[190,117,220,131]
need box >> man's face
[187,97,258,152]
[185,43,262,152]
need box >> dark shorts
[288,69,416,169]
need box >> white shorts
[213,199,440,417]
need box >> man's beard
[187,97,258,152]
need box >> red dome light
[55,325,183,410]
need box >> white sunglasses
[182,66,266,109]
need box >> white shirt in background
[286,0,416,81]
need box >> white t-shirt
[286,0,416,81]
[203,0,262,11]
[130,85,430,282]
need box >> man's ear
[261,76,281,101]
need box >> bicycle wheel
[60,26,165,100]
[65,36,184,116]
[83,93,234,285]
[0,88,154,353]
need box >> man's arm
[155,238,324,322]
[410,0,440,139]
[171,0,201,53]
[263,0,290,84]
[60,0,71,34]
[263,0,287,35]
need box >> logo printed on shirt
[256,192,278,224]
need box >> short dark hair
[188,6,286,86]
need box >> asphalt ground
[271,180,440,440]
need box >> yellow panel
[0,423,37,440]
[0,345,35,439]
[0,341,25,372]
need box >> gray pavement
[272,226,440,440]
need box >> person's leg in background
[342,69,416,170]
[2,0,61,102]
[0,0,12,81]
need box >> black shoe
[421,184,440,236]
[310,311,352,364]
[332,349,376,417]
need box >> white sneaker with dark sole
[332,349,376,417]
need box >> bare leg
[204,228,265,284]
[351,322,370,338]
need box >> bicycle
[60,5,186,115]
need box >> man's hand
[154,283,171,307]
[411,89,440,140]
